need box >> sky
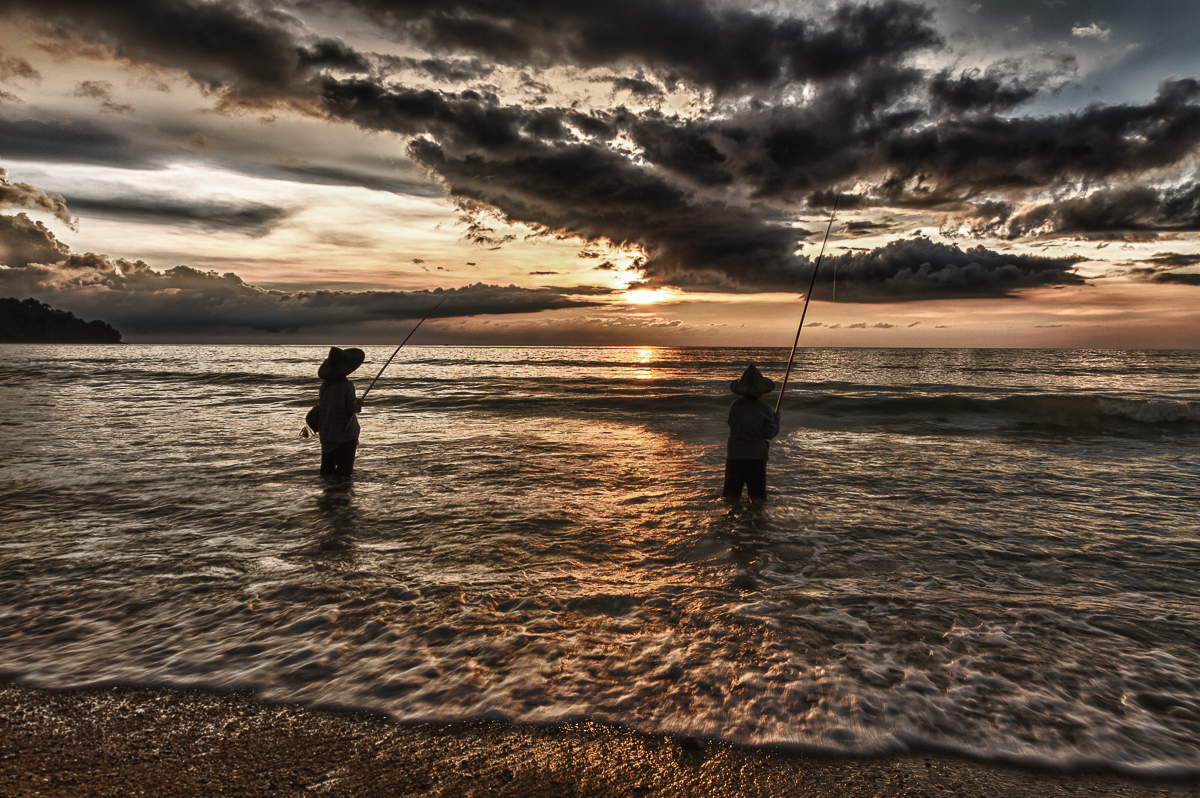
[0,0,1198,347]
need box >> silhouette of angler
[317,347,365,478]
[723,363,781,501]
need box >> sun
[624,289,670,304]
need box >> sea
[1,345,1198,776]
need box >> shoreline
[3,683,1198,797]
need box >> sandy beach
[1,683,1197,798]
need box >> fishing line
[301,296,447,439]
[775,195,840,414]
[361,295,447,401]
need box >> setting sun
[624,289,670,304]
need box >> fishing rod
[361,295,447,401]
[775,195,840,414]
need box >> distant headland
[0,297,123,344]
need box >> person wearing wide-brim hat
[723,363,781,501]
[316,346,365,478]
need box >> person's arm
[344,379,361,415]
[763,403,780,440]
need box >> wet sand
[2,682,1197,798]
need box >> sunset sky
[1,0,1198,346]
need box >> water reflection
[311,480,358,554]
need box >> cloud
[1148,272,1200,286]
[0,167,72,224]
[317,80,806,286]
[342,0,942,94]
[377,55,495,83]
[0,251,610,335]
[3,0,1198,337]
[810,238,1085,301]
[1071,22,1112,41]
[928,55,1076,114]
[73,79,134,114]
[0,52,40,81]
[947,180,1200,238]
[65,195,294,235]
[4,0,367,98]
[0,116,166,168]
[1142,252,1200,268]
[610,77,662,97]
[313,53,1200,289]
[0,212,71,267]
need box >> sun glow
[624,289,670,304]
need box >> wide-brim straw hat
[730,363,775,395]
[318,346,365,379]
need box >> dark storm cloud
[807,238,1085,302]
[1143,253,1200,268]
[66,196,295,236]
[610,77,662,97]
[316,80,805,286]
[0,253,609,334]
[269,161,444,196]
[342,0,942,93]
[0,116,163,168]
[0,212,70,266]
[0,0,364,96]
[874,79,1200,203]
[317,77,1112,295]
[689,76,1200,208]
[0,115,439,198]
[0,167,72,224]
[412,134,807,289]
[377,55,495,83]
[949,181,1200,239]
[1123,251,1200,287]
[1148,272,1200,286]
[928,55,1078,114]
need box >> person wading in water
[723,363,781,502]
[316,346,365,478]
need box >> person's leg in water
[723,459,767,500]
[745,459,767,501]
[722,459,745,499]
[320,447,337,477]
[723,459,767,501]
[331,440,358,478]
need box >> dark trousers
[320,441,358,478]
[723,459,767,500]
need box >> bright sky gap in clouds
[0,0,1197,346]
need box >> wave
[778,391,1200,436]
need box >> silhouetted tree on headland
[0,297,122,343]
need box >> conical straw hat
[318,346,365,379]
[730,363,775,395]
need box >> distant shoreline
[0,297,122,344]
[2,683,1196,798]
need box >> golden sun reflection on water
[634,347,657,379]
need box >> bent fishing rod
[775,195,840,414]
[361,295,447,401]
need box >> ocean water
[1,345,1199,775]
